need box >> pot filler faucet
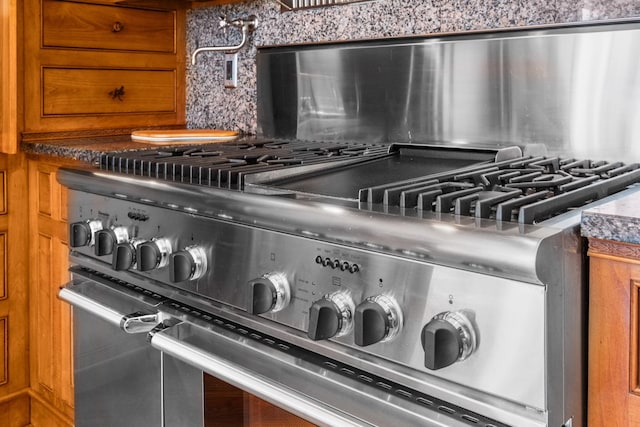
[191,14,258,88]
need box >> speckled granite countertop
[581,191,640,245]
[20,134,254,164]
[20,136,159,164]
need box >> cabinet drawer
[43,68,176,115]
[43,1,175,53]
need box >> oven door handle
[59,278,164,334]
[150,328,371,427]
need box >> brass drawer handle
[109,86,125,101]
[112,21,125,33]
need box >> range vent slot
[278,0,375,12]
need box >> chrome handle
[121,312,161,334]
[59,280,164,334]
[59,286,124,327]
[150,331,364,427]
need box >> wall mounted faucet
[191,15,259,66]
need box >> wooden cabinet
[23,0,186,137]
[588,238,640,426]
[0,0,22,154]
[204,375,316,427]
[0,153,30,425]
[28,155,81,427]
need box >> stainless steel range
[59,20,640,427]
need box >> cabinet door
[0,153,30,425]
[23,0,186,135]
[28,158,75,426]
[588,242,640,426]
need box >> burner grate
[100,139,388,190]
[360,157,640,224]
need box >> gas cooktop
[100,140,640,225]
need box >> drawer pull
[112,21,125,33]
[109,86,125,101]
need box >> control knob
[421,311,477,370]
[136,238,172,271]
[247,272,290,315]
[69,219,103,248]
[112,238,144,271]
[354,295,403,347]
[169,245,208,282]
[307,291,355,341]
[95,226,129,256]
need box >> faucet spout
[191,15,258,66]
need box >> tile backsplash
[186,0,640,134]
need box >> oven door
[59,272,204,427]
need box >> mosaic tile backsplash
[186,0,640,134]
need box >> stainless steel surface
[63,273,205,427]
[58,168,564,285]
[65,276,165,427]
[278,0,374,12]
[151,321,478,427]
[191,14,258,64]
[59,168,575,418]
[257,20,640,162]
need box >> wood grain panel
[633,279,640,395]
[589,238,640,262]
[588,251,640,426]
[0,317,6,385]
[29,158,76,422]
[0,233,6,300]
[43,68,176,115]
[0,0,19,154]
[29,393,74,427]
[244,394,316,427]
[43,1,176,53]
[35,233,54,399]
[37,169,53,217]
[203,374,243,426]
[0,392,30,427]
[0,171,6,214]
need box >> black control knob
[307,292,354,341]
[69,220,103,248]
[95,226,129,256]
[95,229,115,256]
[136,238,171,272]
[354,295,402,347]
[113,243,136,271]
[169,246,207,282]
[247,273,290,315]
[421,311,477,370]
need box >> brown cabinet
[23,0,186,137]
[42,1,177,52]
[588,238,640,426]
[28,156,78,427]
[0,153,30,425]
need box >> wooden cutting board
[131,129,239,145]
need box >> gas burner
[359,156,640,224]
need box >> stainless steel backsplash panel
[257,20,640,162]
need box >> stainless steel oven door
[59,273,203,427]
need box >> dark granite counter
[581,191,640,245]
